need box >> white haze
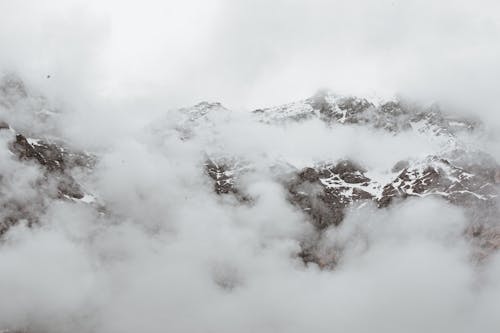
[1,0,500,332]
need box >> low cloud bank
[1,1,500,332]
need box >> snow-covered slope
[158,91,497,221]
[1,78,498,268]
[150,91,500,265]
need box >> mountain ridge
[1,77,499,272]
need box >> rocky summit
[1,78,499,271]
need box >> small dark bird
[46,75,51,79]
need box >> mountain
[182,92,500,265]
[0,76,96,236]
[0,122,96,234]
[190,92,499,220]
[1,78,499,272]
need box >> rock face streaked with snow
[1,76,500,333]
[1,78,499,265]
[0,76,96,235]
[163,91,500,264]
[190,92,498,218]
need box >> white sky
[1,0,500,113]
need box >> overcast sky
[1,0,500,114]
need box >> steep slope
[163,92,497,222]
[1,77,498,267]
[0,76,96,235]
[158,92,500,265]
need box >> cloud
[2,0,500,110]
[1,1,500,332]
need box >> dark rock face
[289,156,498,228]
[0,122,95,235]
[204,153,499,267]
[9,132,94,200]
[203,151,497,227]
[11,134,92,172]
[204,158,250,203]
[205,159,237,195]
[285,157,497,229]
[379,157,498,208]
[288,160,374,228]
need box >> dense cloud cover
[1,1,500,332]
[2,0,500,110]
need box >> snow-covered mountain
[2,75,500,333]
[184,92,499,220]
[157,91,500,265]
[1,77,499,269]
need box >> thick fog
[1,1,500,332]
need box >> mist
[1,0,500,332]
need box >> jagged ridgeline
[199,92,500,265]
[1,75,499,274]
